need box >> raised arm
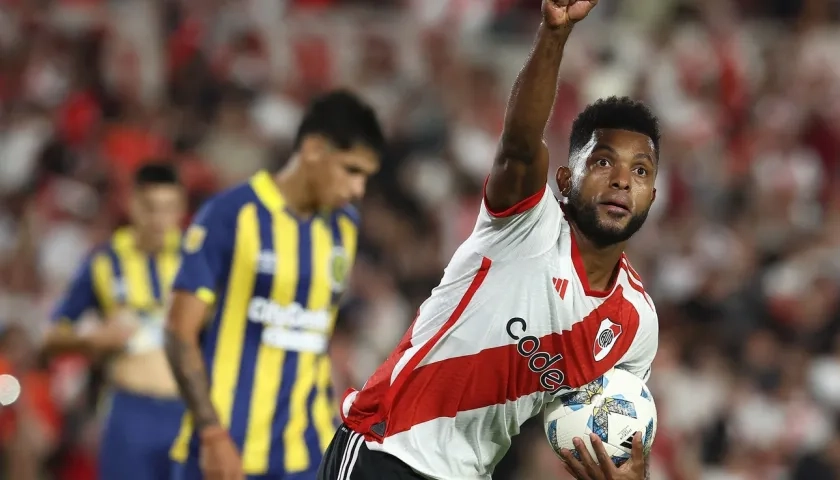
[485,0,598,212]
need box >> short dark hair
[133,163,180,187]
[293,90,385,155]
[568,96,660,160]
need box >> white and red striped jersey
[341,184,659,479]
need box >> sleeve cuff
[482,176,547,218]
[195,287,216,305]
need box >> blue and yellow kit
[52,227,181,327]
[170,170,359,478]
[51,227,183,480]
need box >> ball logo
[593,318,622,362]
[506,317,570,394]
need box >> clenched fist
[542,0,598,29]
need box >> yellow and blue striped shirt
[52,228,181,328]
[170,170,359,475]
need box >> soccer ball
[543,368,657,467]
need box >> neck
[274,160,319,216]
[570,225,626,292]
[133,230,163,254]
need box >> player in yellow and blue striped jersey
[165,90,384,480]
[45,164,186,480]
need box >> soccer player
[46,164,186,480]
[165,90,384,480]
[318,1,658,480]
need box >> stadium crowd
[1,0,840,478]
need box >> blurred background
[1,0,840,478]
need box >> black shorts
[317,424,424,480]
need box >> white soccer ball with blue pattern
[543,368,657,467]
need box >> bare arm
[164,291,220,431]
[43,324,97,355]
[486,0,597,212]
[43,324,126,357]
[486,25,571,212]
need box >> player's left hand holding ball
[560,432,646,480]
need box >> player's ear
[299,135,329,164]
[650,187,656,204]
[556,166,572,198]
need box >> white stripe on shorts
[338,430,364,480]
[345,432,363,478]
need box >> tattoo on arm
[164,331,220,430]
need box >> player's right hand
[559,432,646,480]
[542,0,598,29]
[199,426,245,480]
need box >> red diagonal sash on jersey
[346,278,641,440]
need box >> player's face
[317,145,380,209]
[130,184,186,248]
[557,129,657,247]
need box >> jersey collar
[250,170,287,212]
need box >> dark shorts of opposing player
[99,389,185,480]
[317,424,423,480]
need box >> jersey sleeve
[51,254,100,324]
[471,181,564,260]
[617,309,659,383]
[172,199,234,305]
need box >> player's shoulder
[87,243,111,260]
[481,184,563,221]
[195,181,256,223]
[470,185,568,260]
[212,181,258,210]
[73,240,115,273]
[96,228,133,257]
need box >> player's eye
[595,158,610,167]
[634,166,648,176]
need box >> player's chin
[596,214,632,232]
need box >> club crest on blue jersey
[183,224,207,254]
[330,246,349,293]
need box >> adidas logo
[371,421,386,437]
[620,435,634,450]
[552,278,569,299]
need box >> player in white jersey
[319,1,658,479]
